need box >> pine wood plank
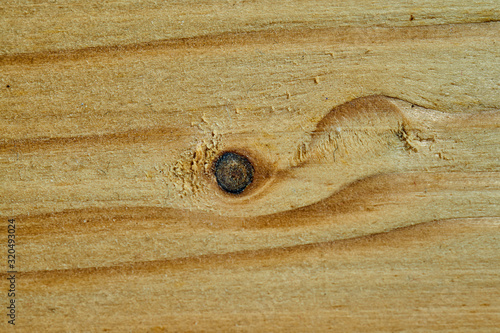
[1,1,499,331]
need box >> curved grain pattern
[14,217,500,332]
[2,96,498,217]
[1,22,499,144]
[1,2,500,331]
[2,96,499,274]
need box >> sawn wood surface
[1,1,499,331]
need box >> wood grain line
[14,216,499,281]
[0,126,194,154]
[9,170,499,272]
[1,22,498,66]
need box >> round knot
[214,152,254,194]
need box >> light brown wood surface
[1,1,499,332]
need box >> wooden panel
[1,0,499,331]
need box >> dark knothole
[214,152,254,194]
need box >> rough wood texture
[1,1,499,332]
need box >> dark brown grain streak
[14,216,497,285]
[0,22,498,66]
